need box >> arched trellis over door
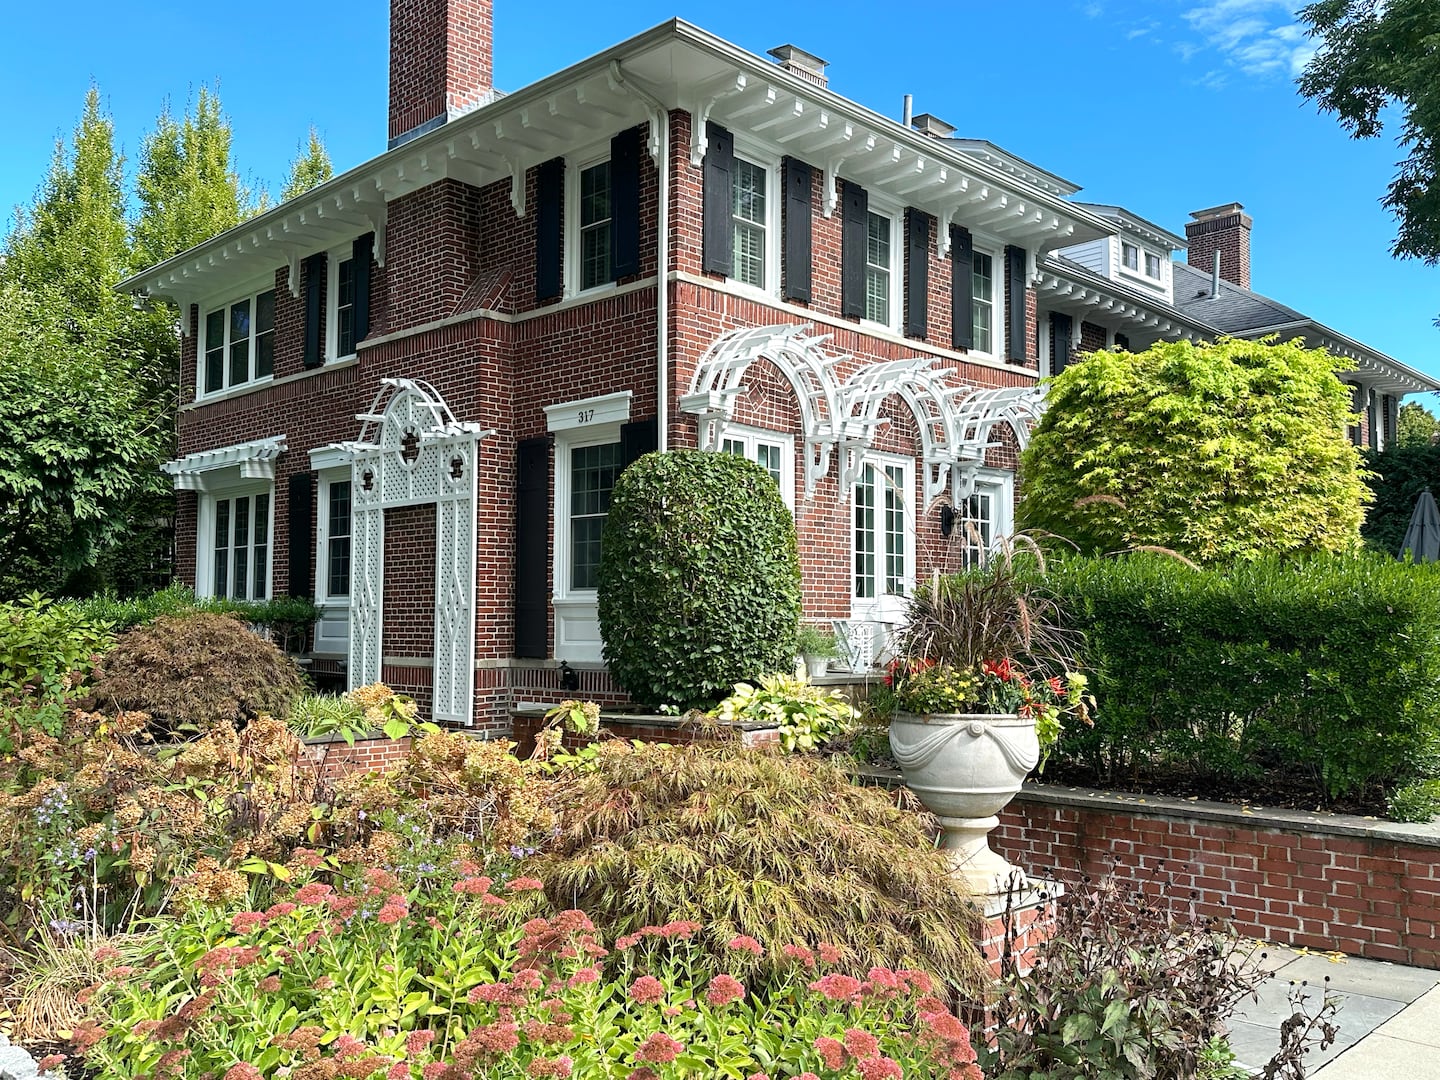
[681,322,1046,509]
[328,378,493,724]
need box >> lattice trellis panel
[335,379,491,724]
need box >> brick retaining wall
[302,735,413,781]
[992,785,1440,969]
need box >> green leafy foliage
[1398,401,1440,447]
[73,583,319,642]
[85,855,982,1080]
[597,450,802,709]
[1034,552,1440,805]
[983,872,1284,1080]
[1298,0,1440,266]
[796,623,839,659]
[1360,442,1440,557]
[0,594,112,750]
[86,612,306,732]
[280,125,335,201]
[1018,338,1370,564]
[1388,778,1440,823]
[542,740,989,994]
[710,674,859,752]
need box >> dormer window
[1121,243,1139,272]
[201,288,276,396]
[1144,252,1162,279]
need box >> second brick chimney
[389,0,494,149]
[1185,203,1252,290]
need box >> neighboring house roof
[1069,203,1188,251]
[1170,261,1438,394]
[1039,254,1217,340]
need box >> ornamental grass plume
[540,739,988,994]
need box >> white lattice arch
[329,378,492,724]
[838,361,1046,508]
[679,324,849,497]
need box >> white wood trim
[550,414,626,663]
[545,390,633,432]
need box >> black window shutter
[1349,382,1365,445]
[303,253,324,368]
[1367,389,1378,448]
[352,233,373,346]
[841,180,869,319]
[287,472,315,599]
[702,123,734,276]
[536,158,564,302]
[514,437,551,659]
[1383,394,1397,446]
[1005,244,1027,362]
[782,157,812,302]
[1051,312,1073,375]
[904,208,929,339]
[950,225,974,350]
[610,127,641,279]
[620,417,658,467]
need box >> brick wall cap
[303,730,390,746]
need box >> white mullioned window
[578,159,612,292]
[327,248,358,360]
[865,210,895,325]
[1144,251,1162,279]
[954,471,1014,570]
[567,441,622,591]
[200,487,273,601]
[1121,242,1139,272]
[853,455,915,603]
[732,157,768,289]
[971,250,996,354]
[718,427,795,508]
[201,286,276,396]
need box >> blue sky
[5,0,1438,389]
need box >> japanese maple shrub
[597,449,801,709]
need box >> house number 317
[576,409,595,424]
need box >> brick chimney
[389,0,494,149]
[1185,202,1252,289]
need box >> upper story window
[971,251,996,354]
[1144,252,1162,279]
[579,160,612,292]
[865,211,894,325]
[1121,242,1139,272]
[202,288,275,396]
[329,251,357,359]
[731,157,769,289]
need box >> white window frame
[546,391,632,661]
[851,451,916,615]
[1121,241,1140,273]
[717,425,795,510]
[969,243,1001,359]
[197,274,278,399]
[196,482,275,601]
[860,196,902,332]
[954,468,1015,568]
[326,244,358,362]
[727,136,781,296]
[1143,251,1163,280]
[565,139,616,299]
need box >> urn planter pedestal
[889,711,1038,895]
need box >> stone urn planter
[889,710,1039,894]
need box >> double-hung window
[732,157,768,289]
[853,456,914,603]
[567,442,622,590]
[202,288,275,395]
[865,211,893,325]
[971,251,996,354]
[1144,251,1162,279]
[578,160,612,292]
[329,250,357,359]
[324,480,352,597]
[204,490,272,601]
[1121,242,1140,272]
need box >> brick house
[121,1,1437,730]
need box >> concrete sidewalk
[1227,947,1440,1076]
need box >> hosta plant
[710,674,858,752]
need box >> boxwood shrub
[597,449,801,709]
[1035,552,1440,803]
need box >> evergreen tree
[281,126,334,201]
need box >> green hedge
[1360,443,1440,558]
[1035,553,1440,802]
[73,583,319,645]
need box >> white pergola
[682,323,1046,508]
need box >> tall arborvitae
[281,126,335,201]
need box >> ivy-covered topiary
[597,450,801,709]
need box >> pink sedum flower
[727,934,764,956]
[635,1032,685,1064]
[629,975,665,1004]
[704,973,746,1007]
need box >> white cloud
[1180,0,1316,81]
[1081,1,1104,17]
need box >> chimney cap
[911,113,956,139]
[767,44,829,73]
[1189,202,1247,222]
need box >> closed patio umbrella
[1400,488,1440,563]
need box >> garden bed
[509,704,781,757]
